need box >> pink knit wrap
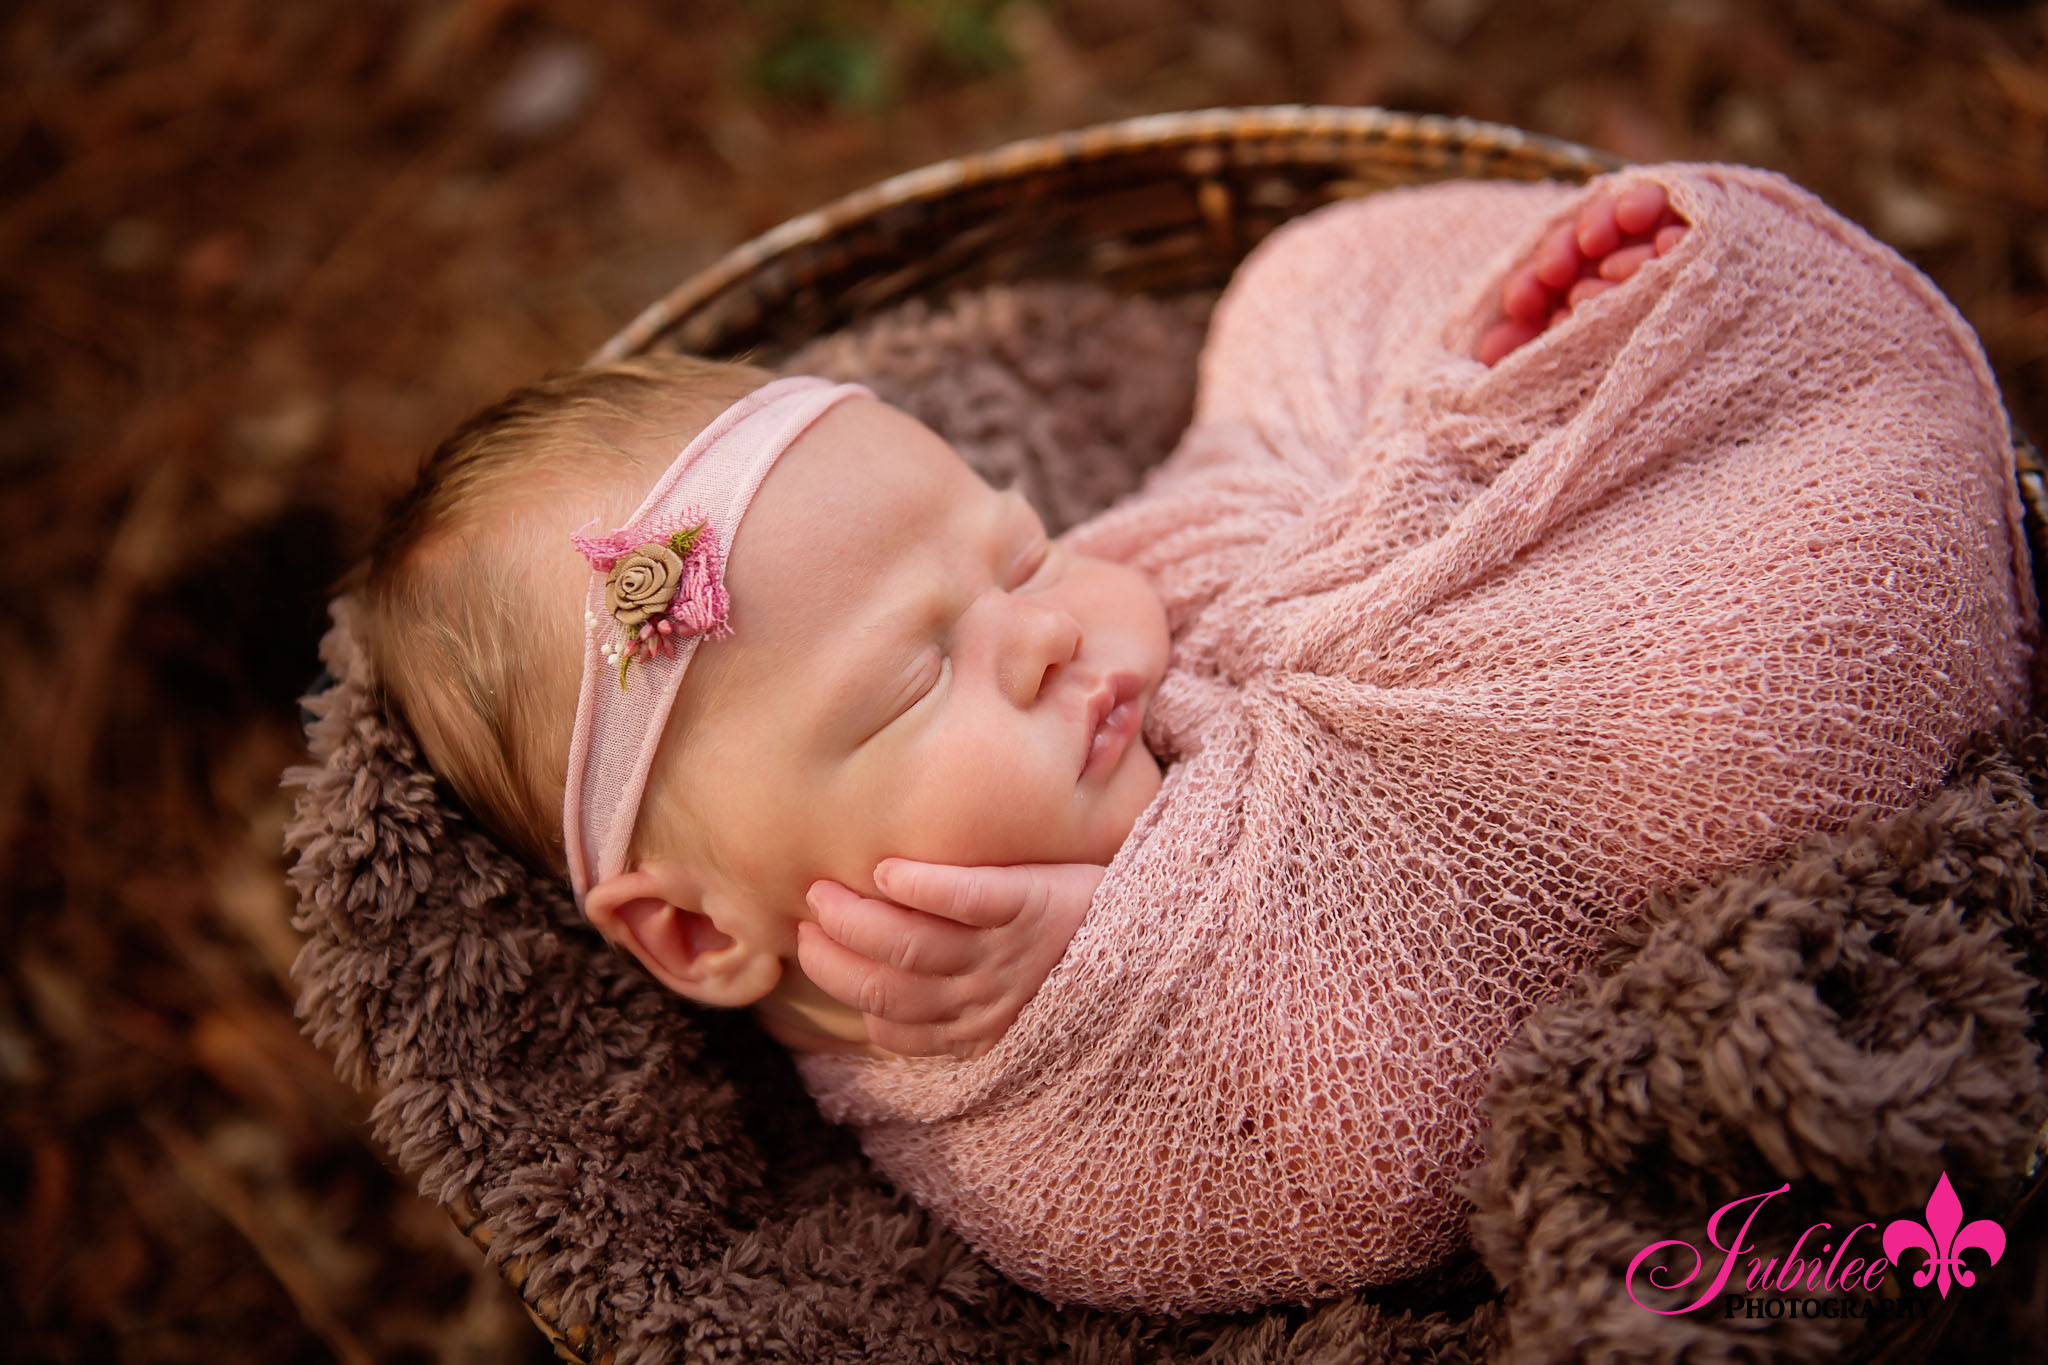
[794,165,2037,1313]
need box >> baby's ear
[583,865,781,1008]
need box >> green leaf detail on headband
[668,522,704,558]
[618,653,632,691]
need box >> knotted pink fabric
[795,165,2037,1312]
[563,376,868,902]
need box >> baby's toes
[1566,276,1615,307]
[1613,181,1671,236]
[1655,221,1689,254]
[1533,222,1584,290]
[1598,242,1657,282]
[1477,318,1542,366]
[1501,267,1551,326]
[1575,197,1622,258]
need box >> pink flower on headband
[573,512,731,689]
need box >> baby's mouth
[1080,672,1145,779]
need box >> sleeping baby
[358,163,2035,1314]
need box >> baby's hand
[798,859,1105,1061]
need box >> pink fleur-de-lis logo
[1882,1172,2006,1298]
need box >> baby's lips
[1079,669,1146,778]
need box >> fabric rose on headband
[607,542,683,628]
[572,514,731,689]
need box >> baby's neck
[752,970,895,1060]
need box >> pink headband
[561,374,870,902]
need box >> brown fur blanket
[285,280,2048,1363]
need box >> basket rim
[591,104,1623,364]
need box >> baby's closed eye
[905,654,949,714]
[880,651,947,734]
[1011,538,1057,589]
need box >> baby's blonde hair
[359,353,772,874]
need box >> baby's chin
[1074,738,1165,866]
[1123,737,1166,814]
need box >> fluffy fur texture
[287,269,2047,1361]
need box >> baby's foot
[1477,182,1690,366]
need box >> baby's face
[643,397,1169,935]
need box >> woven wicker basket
[598,104,2047,581]
[470,105,2045,1362]
[598,105,1620,364]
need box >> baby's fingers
[871,860,1023,928]
[795,920,962,1026]
[805,879,978,975]
[874,859,1096,928]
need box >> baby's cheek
[1102,561,1172,657]
[938,791,1046,865]
[886,770,1056,867]
[867,774,988,867]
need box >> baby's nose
[1004,599,1082,705]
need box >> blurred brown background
[4,1,2045,1360]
